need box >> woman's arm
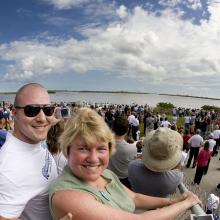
[124,186,185,210]
[51,190,141,220]
[51,189,201,220]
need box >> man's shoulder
[116,140,136,151]
[129,159,144,169]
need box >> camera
[55,107,71,119]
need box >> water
[1,92,220,108]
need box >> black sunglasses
[14,104,55,117]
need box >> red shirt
[196,149,211,167]
[183,134,191,145]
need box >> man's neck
[115,134,126,140]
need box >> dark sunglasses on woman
[14,104,55,117]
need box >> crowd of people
[1,83,220,219]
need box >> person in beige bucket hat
[128,127,183,197]
[142,127,183,172]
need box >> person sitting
[49,107,201,220]
[108,116,137,188]
[128,127,183,198]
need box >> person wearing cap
[49,108,201,220]
[128,127,183,197]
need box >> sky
[0,0,220,98]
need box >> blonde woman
[49,107,201,220]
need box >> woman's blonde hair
[59,107,115,157]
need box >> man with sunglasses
[0,83,71,220]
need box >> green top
[49,166,135,219]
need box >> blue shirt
[0,129,7,148]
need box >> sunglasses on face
[14,104,55,117]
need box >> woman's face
[68,137,110,183]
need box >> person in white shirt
[129,114,139,141]
[161,118,171,128]
[0,83,72,220]
[204,133,216,174]
[212,125,220,156]
[127,112,135,136]
[186,129,204,168]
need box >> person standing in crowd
[49,107,201,220]
[186,129,204,168]
[161,117,171,128]
[212,125,220,156]
[47,120,67,175]
[0,83,71,220]
[144,112,155,135]
[128,128,183,198]
[199,117,208,139]
[184,114,191,130]
[193,141,212,185]
[128,111,139,141]
[171,113,178,127]
[108,116,137,188]
[105,107,114,128]
[183,129,191,152]
[131,113,139,141]
[203,134,216,175]
[127,111,135,136]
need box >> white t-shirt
[213,129,220,139]
[0,135,58,219]
[188,134,203,148]
[127,114,135,125]
[161,120,171,128]
[208,139,216,152]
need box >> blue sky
[0,0,220,98]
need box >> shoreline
[1,90,218,101]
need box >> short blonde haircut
[59,107,115,158]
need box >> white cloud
[43,0,90,9]
[159,0,182,7]
[116,5,128,19]
[1,2,220,95]
[159,0,202,10]
[187,0,202,10]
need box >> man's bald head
[14,83,48,106]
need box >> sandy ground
[183,154,220,194]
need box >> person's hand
[60,213,73,220]
[182,191,202,208]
